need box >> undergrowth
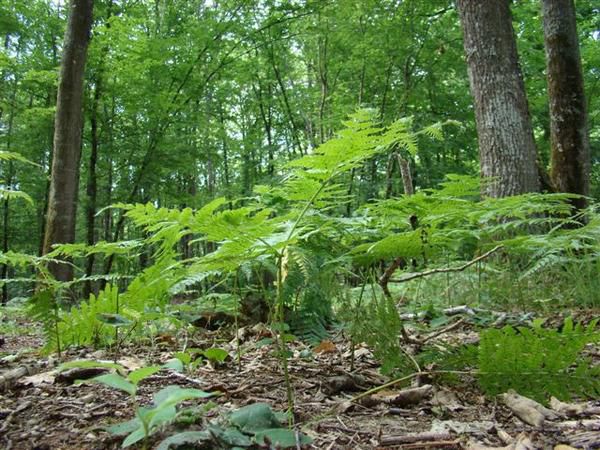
[2,109,600,414]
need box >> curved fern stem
[285,174,333,243]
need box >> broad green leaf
[156,431,211,450]
[127,366,161,385]
[254,428,313,448]
[162,358,185,373]
[90,373,136,396]
[153,385,214,407]
[229,403,281,433]
[255,338,274,348]
[202,347,229,363]
[174,351,192,365]
[105,418,141,436]
[147,404,177,429]
[122,426,147,447]
[207,424,252,447]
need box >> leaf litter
[1,316,600,449]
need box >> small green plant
[106,384,214,448]
[64,360,214,448]
[352,283,414,375]
[478,317,600,403]
[163,349,200,374]
[156,402,313,450]
[202,347,229,366]
[28,288,63,355]
[164,347,229,373]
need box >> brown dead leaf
[431,388,463,411]
[118,356,146,371]
[314,340,337,354]
[334,400,355,414]
[19,370,56,387]
[386,384,432,407]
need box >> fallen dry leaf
[18,371,56,387]
[314,340,337,354]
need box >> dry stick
[0,365,37,391]
[387,440,461,449]
[378,257,405,298]
[306,369,474,427]
[389,245,503,284]
[0,400,32,433]
[379,431,454,447]
[420,317,465,345]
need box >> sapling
[64,360,214,448]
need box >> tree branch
[389,245,503,284]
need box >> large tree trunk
[542,0,590,209]
[42,0,94,282]
[456,0,540,197]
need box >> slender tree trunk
[1,39,19,304]
[384,154,395,199]
[379,60,394,121]
[542,0,590,208]
[103,95,115,244]
[456,0,540,197]
[43,0,94,282]
[218,104,230,189]
[104,156,113,241]
[84,76,101,298]
[38,100,54,258]
[398,155,414,196]
[318,31,329,144]
[84,0,112,298]
[269,45,303,155]
[253,79,274,177]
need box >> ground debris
[1,319,599,449]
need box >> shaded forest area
[1,0,600,449]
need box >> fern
[56,284,121,350]
[478,318,600,403]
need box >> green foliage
[202,347,229,364]
[156,402,312,449]
[478,318,600,403]
[27,288,62,353]
[56,284,122,350]
[71,360,214,448]
[226,402,312,448]
[106,385,214,448]
[350,285,412,376]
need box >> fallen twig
[0,400,32,434]
[389,246,503,284]
[0,365,39,391]
[421,318,465,344]
[378,431,454,446]
[501,390,558,427]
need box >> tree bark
[456,0,540,197]
[83,75,101,298]
[542,0,590,209]
[43,0,94,282]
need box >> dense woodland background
[1,1,600,448]
[1,0,598,295]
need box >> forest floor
[1,311,599,450]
